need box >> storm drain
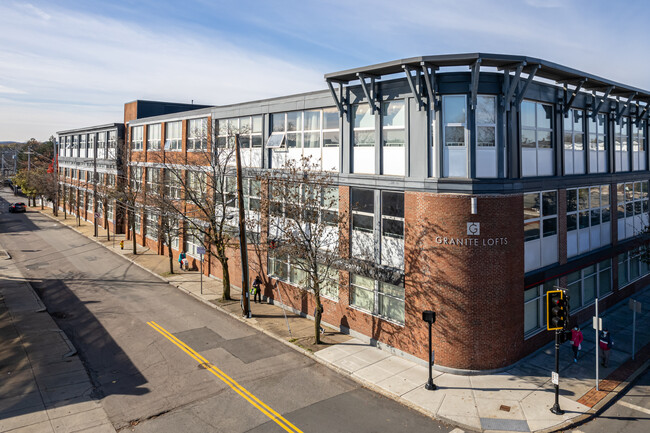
[480,418,530,432]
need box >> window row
[618,249,650,288]
[131,118,209,152]
[524,258,612,335]
[617,181,649,240]
[566,185,611,257]
[268,255,339,301]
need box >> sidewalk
[0,247,115,432]
[38,207,650,432]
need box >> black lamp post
[422,310,437,390]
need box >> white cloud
[18,2,51,20]
[0,85,26,95]
[0,3,324,141]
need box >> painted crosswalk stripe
[617,399,650,415]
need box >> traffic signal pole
[550,329,564,415]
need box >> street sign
[197,247,206,255]
[592,316,603,331]
[552,372,559,385]
[629,299,642,313]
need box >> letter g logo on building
[467,222,480,236]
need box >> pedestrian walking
[178,251,186,270]
[599,328,613,368]
[571,326,583,363]
[251,276,262,303]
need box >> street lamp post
[422,310,437,390]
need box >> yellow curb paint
[147,321,303,433]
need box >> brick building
[59,54,650,372]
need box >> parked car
[8,202,26,213]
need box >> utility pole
[235,134,251,318]
[93,135,98,237]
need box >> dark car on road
[8,202,26,213]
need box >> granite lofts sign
[434,222,509,247]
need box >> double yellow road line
[147,321,303,433]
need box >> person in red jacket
[571,326,583,363]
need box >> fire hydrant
[120,240,124,250]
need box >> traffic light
[547,290,569,331]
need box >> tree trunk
[131,211,137,255]
[314,281,323,345]
[220,256,231,301]
[167,238,174,274]
[40,195,44,210]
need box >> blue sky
[1,0,649,141]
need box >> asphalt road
[0,189,451,433]
[568,367,650,433]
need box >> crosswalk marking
[617,399,650,415]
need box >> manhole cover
[499,405,511,412]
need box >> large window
[88,134,95,158]
[130,166,143,191]
[566,259,612,312]
[216,116,263,148]
[97,132,106,159]
[185,226,204,257]
[147,124,161,151]
[134,211,141,234]
[323,108,340,147]
[564,109,585,175]
[476,95,498,178]
[380,191,404,268]
[350,274,405,325]
[615,117,630,172]
[617,181,649,240]
[351,187,375,260]
[632,120,647,171]
[381,100,405,176]
[566,185,611,257]
[131,126,143,151]
[588,113,607,173]
[524,280,557,335]
[108,131,117,159]
[145,210,158,240]
[267,255,339,300]
[524,191,558,272]
[351,188,403,269]
[164,170,182,200]
[352,104,375,174]
[521,101,554,177]
[187,171,206,202]
[165,121,182,151]
[146,168,160,196]
[187,118,208,151]
[618,249,650,288]
[442,95,467,178]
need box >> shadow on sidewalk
[0,274,150,420]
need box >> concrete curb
[537,356,650,433]
[38,209,647,433]
[36,211,462,428]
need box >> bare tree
[143,167,183,274]
[113,169,144,255]
[262,155,347,344]
[147,120,241,300]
